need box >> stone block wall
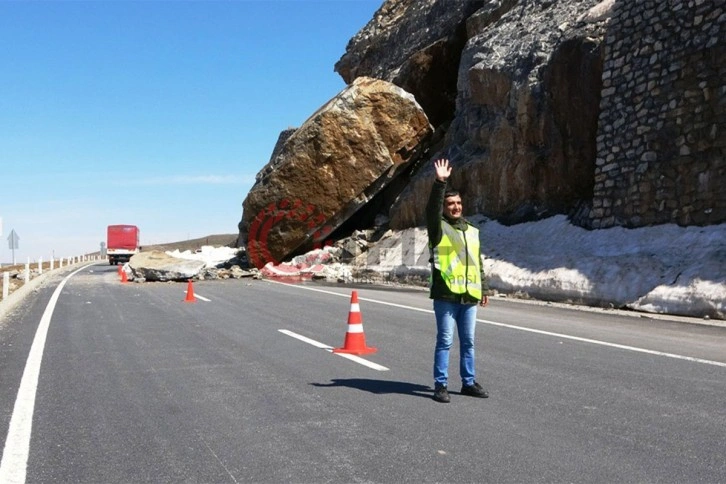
[589,0,725,228]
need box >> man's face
[443,195,462,220]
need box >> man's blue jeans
[433,299,477,387]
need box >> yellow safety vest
[432,220,482,300]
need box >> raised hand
[434,158,451,182]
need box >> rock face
[333,0,725,230]
[238,0,724,269]
[383,0,608,228]
[238,77,432,268]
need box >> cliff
[335,0,724,230]
[238,0,725,271]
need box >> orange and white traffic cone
[333,291,377,355]
[120,270,128,284]
[117,265,123,277]
[184,279,196,303]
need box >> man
[427,158,489,403]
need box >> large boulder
[129,251,207,282]
[238,76,432,268]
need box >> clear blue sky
[0,0,382,263]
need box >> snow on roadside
[167,217,725,320]
[479,215,725,319]
[165,246,240,269]
[355,215,725,320]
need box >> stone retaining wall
[588,0,725,228]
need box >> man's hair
[444,189,460,199]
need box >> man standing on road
[427,158,489,403]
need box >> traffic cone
[184,279,196,303]
[333,291,377,355]
[117,265,123,277]
[120,270,128,284]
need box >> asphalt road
[0,263,724,483]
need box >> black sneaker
[433,384,450,403]
[461,381,489,398]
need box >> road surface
[1,263,724,483]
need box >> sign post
[8,229,19,265]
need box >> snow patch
[165,246,240,269]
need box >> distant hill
[141,234,238,253]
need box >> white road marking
[278,329,389,371]
[185,291,211,302]
[476,317,726,368]
[267,280,726,368]
[0,264,93,484]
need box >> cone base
[332,347,377,355]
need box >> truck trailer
[107,225,140,265]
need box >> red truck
[107,225,140,265]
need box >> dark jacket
[426,178,483,304]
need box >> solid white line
[278,329,389,371]
[267,280,726,368]
[476,317,726,368]
[0,263,93,484]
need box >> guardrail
[1,255,102,302]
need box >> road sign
[8,229,19,250]
[8,229,19,265]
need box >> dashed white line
[278,329,389,371]
[185,291,211,302]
